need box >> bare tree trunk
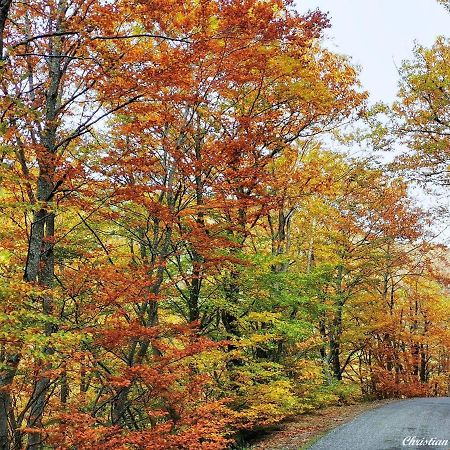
[26,194,56,450]
[188,123,205,324]
[0,353,19,450]
[1,0,25,422]
[188,254,202,323]
[329,264,344,380]
[0,163,56,450]
[0,0,12,59]
[329,315,342,380]
[26,2,62,440]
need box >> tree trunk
[188,254,202,323]
[329,264,344,380]
[25,3,65,442]
[26,195,56,450]
[0,0,12,59]
[0,353,19,450]
[329,330,342,380]
[420,344,428,383]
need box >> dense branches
[0,1,449,449]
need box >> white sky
[296,0,450,103]
[296,1,450,243]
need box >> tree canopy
[0,1,449,449]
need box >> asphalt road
[309,397,450,450]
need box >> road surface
[309,397,450,450]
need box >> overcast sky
[295,1,450,241]
[296,0,450,104]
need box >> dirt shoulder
[249,399,394,450]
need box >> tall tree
[393,37,450,185]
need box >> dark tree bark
[329,264,344,381]
[0,4,14,442]
[0,0,12,59]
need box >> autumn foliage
[0,0,449,449]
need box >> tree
[0,0,363,447]
[393,37,450,185]
[0,0,178,446]
[1,0,449,448]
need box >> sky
[295,0,450,104]
[295,1,450,242]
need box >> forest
[0,0,449,449]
